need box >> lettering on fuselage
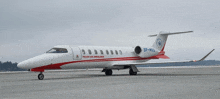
[144,48,155,52]
[83,56,104,58]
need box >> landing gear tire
[38,73,44,80]
[129,69,137,75]
[105,69,113,76]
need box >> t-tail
[147,31,193,59]
[134,31,193,59]
[149,31,193,51]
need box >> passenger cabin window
[119,50,122,55]
[115,50,118,55]
[82,49,85,54]
[47,48,68,53]
[100,50,103,54]
[106,50,109,55]
[94,50,98,54]
[88,49,92,54]
[110,50,114,55]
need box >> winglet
[198,49,215,61]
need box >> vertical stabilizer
[152,32,168,51]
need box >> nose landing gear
[38,72,44,80]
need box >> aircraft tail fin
[149,31,193,51]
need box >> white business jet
[17,31,215,80]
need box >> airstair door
[71,47,82,60]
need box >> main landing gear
[105,69,113,76]
[129,68,137,75]
[102,69,113,76]
[102,65,139,76]
[38,72,44,80]
[129,65,139,75]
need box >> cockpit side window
[46,48,68,53]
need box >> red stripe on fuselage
[31,56,160,71]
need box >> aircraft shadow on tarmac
[40,73,220,81]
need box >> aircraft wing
[113,49,215,66]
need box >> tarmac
[1,66,220,99]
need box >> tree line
[0,61,25,71]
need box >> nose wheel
[38,72,44,80]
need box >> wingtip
[198,49,215,61]
[186,30,193,32]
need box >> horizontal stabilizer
[149,31,193,37]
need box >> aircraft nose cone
[17,62,26,69]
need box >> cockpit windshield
[46,48,68,53]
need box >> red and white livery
[17,31,214,80]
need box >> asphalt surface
[1,66,220,99]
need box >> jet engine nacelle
[134,46,158,58]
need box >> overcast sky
[0,0,219,62]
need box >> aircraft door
[71,47,82,60]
